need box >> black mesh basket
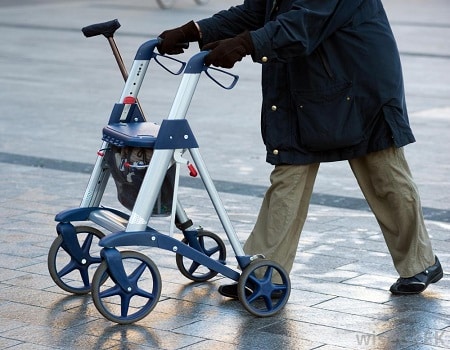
[105,145,175,216]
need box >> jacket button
[271,105,277,111]
[261,56,268,63]
[273,149,279,155]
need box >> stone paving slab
[0,0,449,349]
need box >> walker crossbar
[100,229,240,282]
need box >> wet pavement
[0,0,449,349]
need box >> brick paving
[0,1,449,349]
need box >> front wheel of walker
[47,225,105,294]
[238,259,291,317]
[91,251,162,324]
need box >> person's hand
[157,21,200,55]
[203,31,254,68]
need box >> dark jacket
[198,0,415,165]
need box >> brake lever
[153,54,186,75]
[204,66,239,90]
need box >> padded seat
[102,122,160,148]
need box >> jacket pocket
[293,82,364,151]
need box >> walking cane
[81,19,146,119]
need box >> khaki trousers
[243,147,435,279]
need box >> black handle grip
[82,19,121,38]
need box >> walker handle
[82,19,121,38]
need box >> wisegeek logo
[355,330,448,347]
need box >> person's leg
[349,147,442,293]
[218,163,319,297]
[243,163,319,274]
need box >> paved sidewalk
[0,1,449,349]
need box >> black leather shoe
[218,283,284,299]
[390,256,443,295]
[218,283,249,299]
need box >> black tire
[47,226,104,294]
[91,251,162,324]
[238,259,291,317]
[175,229,226,282]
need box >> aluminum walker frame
[47,20,291,324]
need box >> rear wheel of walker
[91,251,162,324]
[175,230,226,282]
[47,226,105,294]
[238,259,291,317]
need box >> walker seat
[102,121,159,148]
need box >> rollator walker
[47,19,291,324]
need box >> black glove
[203,31,254,68]
[157,20,200,55]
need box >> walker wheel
[238,259,291,317]
[47,226,104,294]
[91,251,161,324]
[175,229,226,282]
